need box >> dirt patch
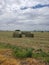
[0,49,13,58]
[0,49,18,65]
[0,54,18,65]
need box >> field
[0,31,49,52]
[0,31,49,65]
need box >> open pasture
[0,31,49,52]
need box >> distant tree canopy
[15,30,20,31]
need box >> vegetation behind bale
[15,30,20,31]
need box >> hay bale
[25,32,34,38]
[13,32,22,38]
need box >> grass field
[0,31,49,65]
[0,31,49,52]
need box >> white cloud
[0,0,49,30]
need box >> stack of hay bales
[13,31,34,38]
[13,31,22,38]
[25,32,34,38]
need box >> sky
[0,0,49,31]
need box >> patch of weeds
[32,49,49,63]
[43,57,49,63]
[0,42,33,58]
[0,43,10,48]
[32,51,49,58]
[0,42,49,63]
[13,48,33,58]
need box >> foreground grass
[0,42,49,63]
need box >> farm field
[0,31,49,52]
[0,31,49,65]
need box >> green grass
[0,42,33,58]
[13,48,33,58]
[0,42,49,63]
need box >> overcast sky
[0,0,49,31]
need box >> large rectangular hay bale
[13,32,22,38]
[25,32,34,38]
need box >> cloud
[0,0,49,31]
[20,4,49,10]
[32,4,49,9]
